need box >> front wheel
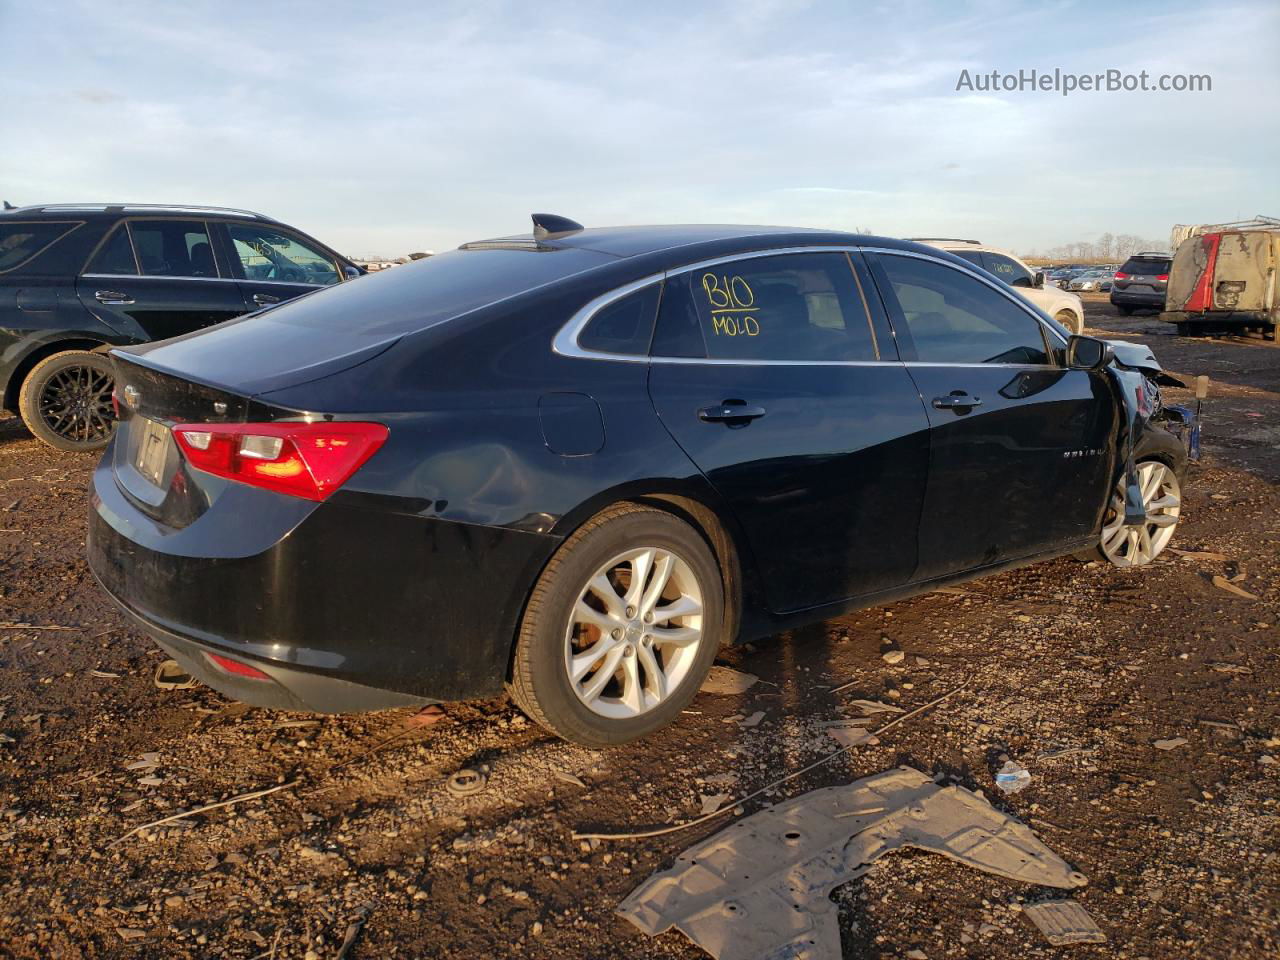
[1056,310,1083,335]
[17,350,116,452]
[508,504,724,746]
[1092,460,1182,567]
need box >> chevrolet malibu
[88,217,1186,745]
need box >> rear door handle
[698,401,767,424]
[95,290,134,305]
[252,293,281,306]
[932,391,982,410]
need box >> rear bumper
[87,454,560,707]
[1110,289,1166,307]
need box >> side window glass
[664,252,876,362]
[0,222,81,273]
[652,273,707,358]
[982,252,1034,287]
[228,224,340,286]
[877,254,1049,365]
[129,220,218,277]
[579,284,660,356]
[85,224,138,275]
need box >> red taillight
[207,653,271,679]
[1156,274,1169,282]
[111,388,121,419]
[172,421,388,502]
[1114,271,1129,280]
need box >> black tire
[508,503,724,746]
[1116,305,1134,316]
[17,350,116,453]
[1055,310,1082,335]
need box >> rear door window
[874,253,1050,365]
[0,221,82,272]
[129,220,219,278]
[981,252,1035,287]
[654,252,878,362]
[227,223,340,286]
[85,224,138,275]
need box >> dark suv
[0,203,360,451]
[1110,252,1172,315]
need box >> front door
[77,219,245,342]
[216,221,343,313]
[867,250,1117,581]
[647,250,931,614]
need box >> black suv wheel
[18,350,115,452]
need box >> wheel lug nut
[611,628,622,640]
[623,646,634,657]
[625,606,636,618]
[643,612,653,623]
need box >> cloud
[3,0,1277,256]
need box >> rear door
[216,221,344,311]
[647,249,931,613]
[866,250,1116,580]
[77,219,245,341]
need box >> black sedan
[88,217,1186,745]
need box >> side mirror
[1066,335,1110,370]
[343,264,365,279]
[1033,271,1046,288]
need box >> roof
[0,203,280,222]
[461,219,920,265]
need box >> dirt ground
[0,296,1276,959]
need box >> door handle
[252,293,281,306]
[698,401,767,424]
[932,391,982,411]
[94,290,134,305]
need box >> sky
[3,0,1278,258]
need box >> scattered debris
[445,768,488,798]
[1210,662,1252,674]
[109,780,301,847]
[1154,737,1189,751]
[1038,745,1091,761]
[89,669,120,679]
[406,704,447,727]
[0,621,76,632]
[1022,899,1107,945]
[1168,547,1228,561]
[823,721,879,748]
[699,794,731,815]
[738,711,766,729]
[845,699,904,715]
[701,666,759,696]
[995,759,1032,794]
[115,927,146,942]
[152,660,198,691]
[618,766,1085,960]
[554,771,587,789]
[881,649,905,665]
[333,901,375,960]
[1211,576,1258,600]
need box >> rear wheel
[1089,460,1181,567]
[508,504,723,745]
[1055,309,1082,335]
[17,350,116,452]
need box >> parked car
[0,202,361,451]
[88,217,1186,745]
[1110,252,1172,315]
[1067,271,1113,292]
[1163,227,1280,340]
[910,239,1086,333]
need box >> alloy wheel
[38,364,114,444]
[564,547,704,719]
[1100,461,1181,567]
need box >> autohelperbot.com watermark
[955,68,1211,96]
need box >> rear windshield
[0,221,81,272]
[1120,256,1171,274]
[259,244,617,337]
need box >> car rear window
[0,221,81,272]
[260,245,618,337]
[1120,257,1171,274]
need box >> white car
[910,239,1086,334]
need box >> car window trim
[0,220,86,275]
[224,220,343,287]
[554,244,1065,366]
[114,217,226,281]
